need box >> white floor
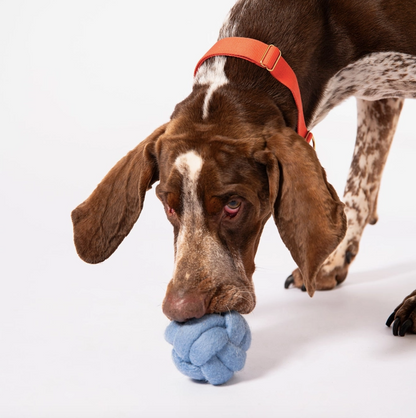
[1,1,415,417]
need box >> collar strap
[194,37,314,145]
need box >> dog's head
[72,90,346,322]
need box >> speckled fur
[291,51,416,290]
[307,53,416,289]
[314,98,404,289]
[311,52,416,128]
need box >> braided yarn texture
[165,311,251,385]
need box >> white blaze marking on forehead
[174,150,203,182]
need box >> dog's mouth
[207,284,256,316]
[163,282,256,323]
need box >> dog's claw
[392,318,401,336]
[399,319,413,336]
[386,312,395,327]
[392,317,413,337]
[285,275,294,289]
[285,274,307,292]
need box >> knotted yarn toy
[165,311,251,385]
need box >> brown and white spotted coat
[72,0,416,336]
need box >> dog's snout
[162,286,208,323]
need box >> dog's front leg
[287,97,404,291]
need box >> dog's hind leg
[286,97,404,291]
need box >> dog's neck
[171,80,286,138]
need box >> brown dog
[72,0,416,336]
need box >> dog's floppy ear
[257,129,346,296]
[71,124,168,264]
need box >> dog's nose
[162,287,208,323]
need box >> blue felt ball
[165,311,251,385]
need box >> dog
[71,0,416,336]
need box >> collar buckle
[260,45,282,72]
[305,131,315,149]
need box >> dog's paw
[285,242,358,292]
[285,269,307,291]
[386,290,416,336]
[285,264,348,292]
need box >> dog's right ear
[71,124,168,264]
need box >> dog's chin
[206,284,256,316]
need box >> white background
[1,1,415,417]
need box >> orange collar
[194,37,314,145]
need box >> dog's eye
[224,199,241,216]
[227,200,241,209]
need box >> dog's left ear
[255,129,347,296]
